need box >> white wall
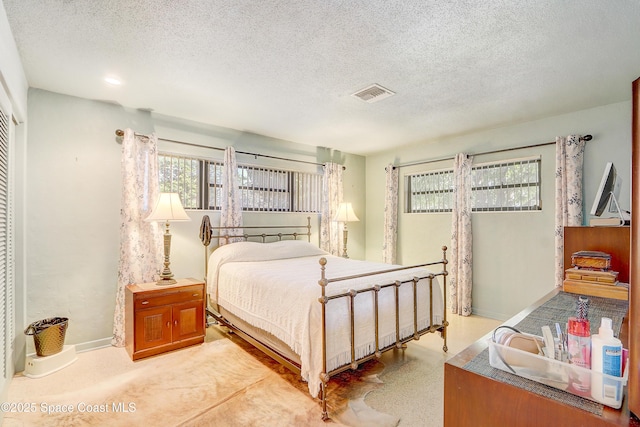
[366,101,632,320]
[0,3,27,119]
[26,90,147,350]
[24,89,366,351]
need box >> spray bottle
[591,317,623,405]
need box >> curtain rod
[390,134,593,170]
[114,129,337,168]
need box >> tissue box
[488,335,628,409]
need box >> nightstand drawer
[134,285,204,310]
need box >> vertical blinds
[405,156,541,213]
[159,153,322,212]
[237,164,322,212]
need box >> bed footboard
[317,246,448,420]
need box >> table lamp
[334,202,360,258]
[146,193,191,285]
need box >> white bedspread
[206,240,444,396]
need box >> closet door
[630,77,639,418]
[0,83,15,396]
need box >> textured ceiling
[3,1,640,155]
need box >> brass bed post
[199,214,218,323]
[349,289,356,367]
[412,277,418,339]
[318,257,329,421]
[429,275,434,331]
[441,245,449,352]
[204,245,208,279]
[373,285,381,357]
[394,281,404,348]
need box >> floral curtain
[220,146,243,244]
[320,162,343,255]
[382,164,398,264]
[112,129,163,347]
[555,135,586,287]
[450,153,473,316]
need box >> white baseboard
[471,307,510,321]
[73,337,113,353]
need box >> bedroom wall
[365,101,632,320]
[24,88,365,352]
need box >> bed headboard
[199,216,312,247]
[199,215,313,280]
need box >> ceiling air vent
[351,84,395,103]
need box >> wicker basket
[24,317,68,357]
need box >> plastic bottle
[591,317,623,405]
[567,317,591,394]
[567,296,591,395]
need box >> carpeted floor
[4,314,500,427]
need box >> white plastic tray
[488,335,628,409]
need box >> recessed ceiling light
[104,76,122,86]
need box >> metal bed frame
[200,216,448,420]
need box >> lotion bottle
[591,317,623,405]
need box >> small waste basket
[24,317,69,357]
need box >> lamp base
[157,224,176,285]
[156,277,177,286]
[341,225,349,258]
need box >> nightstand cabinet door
[172,300,205,342]
[125,278,206,360]
[135,306,172,351]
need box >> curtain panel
[450,153,473,316]
[220,146,243,244]
[112,129,163,347]
[382,165,399,264]
[320,162,343,256]
[555,135,586,287]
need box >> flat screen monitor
[590,162,621,216]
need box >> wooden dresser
[443,289,638,426]
[125,277,205,360]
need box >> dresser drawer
[134,285,204,310]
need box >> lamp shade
[333,202,360,222]
[146,193,191,222]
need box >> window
[406,157,541,213]
[472,158,541,211]
[159,155,203,209]
[406,169,454,213]
[159,153,322,212]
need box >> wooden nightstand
[125,277,205,360]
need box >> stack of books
[563,251,628,300]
